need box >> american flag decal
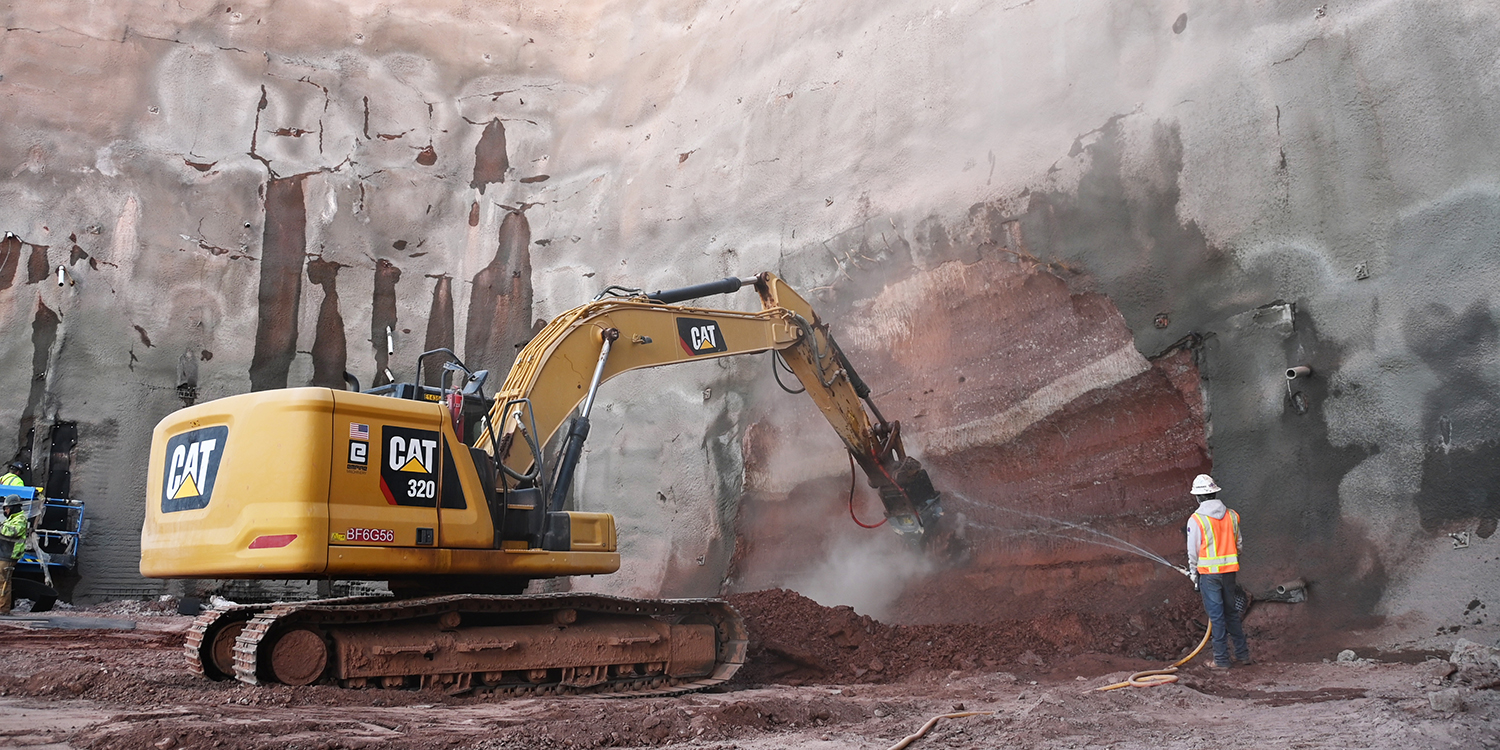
[350,423,370,440]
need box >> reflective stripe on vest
[0,474,21,486]
[1194,510,1240,574]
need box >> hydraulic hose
[885,711,994,750]
[1094,622,1212,691]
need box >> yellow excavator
[140,272,943,694]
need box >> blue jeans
[1199,572,1250,664]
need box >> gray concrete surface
[0,0,1496,644]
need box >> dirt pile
[726,588,1203,685]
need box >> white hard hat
[1190,474,1221,495]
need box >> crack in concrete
[1272,37,1322,66]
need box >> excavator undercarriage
[187,593,747,696]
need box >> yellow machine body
[140,388,619,581]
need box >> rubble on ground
[0,596,1494,749]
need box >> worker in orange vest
[1186,473,1251,669]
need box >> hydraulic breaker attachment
[866,455,944,539]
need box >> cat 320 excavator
[139,272,944,695]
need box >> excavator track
[190,593,746,697]
[185,604,267,680]
[186,596,391,680]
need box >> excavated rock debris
[725,588,1203,685]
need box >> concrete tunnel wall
[0,0,1497,646]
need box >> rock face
[0,1,1497,645]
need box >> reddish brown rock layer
[730,256,1210,627]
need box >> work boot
[1205,660,1231,670]
[1236,657,1254,666]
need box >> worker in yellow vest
[0,496,27,614]
[0,462,24,487]
[1186,473,1251,669]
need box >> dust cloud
[784,528,936,621]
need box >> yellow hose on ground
[885,711,994,750]
[1095,621,1212,691]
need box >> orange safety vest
[1192,510,1240,574]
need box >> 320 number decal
[407,479,436,499]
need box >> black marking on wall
[465,210,533,377]
[16,300,59,476]
[7,427,34,486]
[307,257,348,389]
[43,421,76,500]
[249,175,309,391]
[371,258,401,387]
[423,275,454,385]
[469,119,509,194]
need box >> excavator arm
[473,272,943,538]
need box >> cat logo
[160,426,228,513]
[388,433,437,473]
[380,426,442,507]
[677,317,728,356]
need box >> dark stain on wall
[469,119,509,194]
[416,145,437,166]
[25,243,49,285]
[464,210,533,377]
[306,257,349,389]
[1419,442,1500,529]
[1407,300,1500,528]
[249,175,309,391]
[422,275,455,385]
[661,405,740,598]
[371,258,402,386]
[177,347,199,407]
[16,300,60,469]
[0,235,21,291]
[1015,119,1223,338]
[69,236,88,266]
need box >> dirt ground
[0,594,1494,750]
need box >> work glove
[1189,571,1199,591]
